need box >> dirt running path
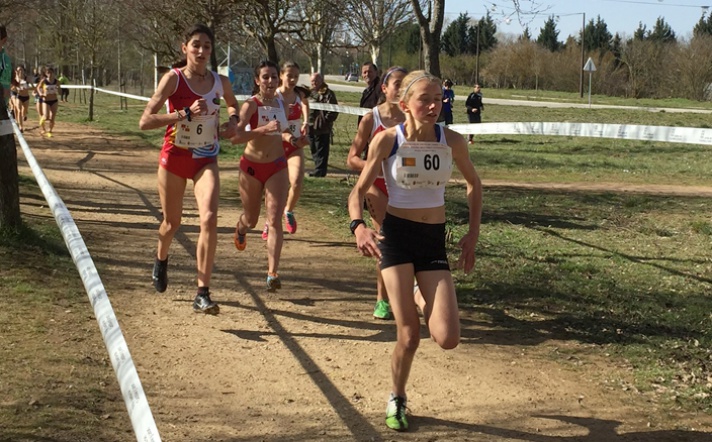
[17,122,712,441]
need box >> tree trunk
[267,35,279,64]
[411,0,444,79]
[0,87,22,230]
[369,43,380,66]
[421,28,441,78]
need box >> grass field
[4,89,712,419]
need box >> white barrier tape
[65,85,712,145]
[0,119,13,136]
[95,87,151,102]
[234,94,369,115]
[449,121,712,146]
[309,102,370,115]
[87,86,369,116]
[10,117,162,442]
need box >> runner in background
[11,66,30,132]
[36,66,60,137]
[230,60,291,292]
[348,70,483,432]
[261,60,310,240]
[138,23,239,314]
[346,66,407,320]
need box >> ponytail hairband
[381,67,407,86]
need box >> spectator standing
[358,61,381,125]
[307,73,338,177]
[465,83,484,144]
[441,79,454,125]
[58,72,70,102]
[0,25,11,106]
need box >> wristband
[349,219,366,235]
[183,106,192,122]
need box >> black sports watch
[349,219,366,235]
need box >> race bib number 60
[395,141,453,189]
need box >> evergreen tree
[442,13,470,56]
[611,32,623,68]
[583,15,612,52]
[649,16,676,43]
[693,12,712,37]
[478,12,499,52]
[466,25,480,54]
[389,22,421,55]
[537,15,561,52]
[520,26,532,42]
[634,22,648,41]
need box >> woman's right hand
[262,119,281,133]
[190,98,208,116]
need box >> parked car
[345,72,359,82]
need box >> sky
[444,0,712,40]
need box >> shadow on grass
[0,222,69,258]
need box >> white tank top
[384,124,452,209]
[370,106,387,139]
[277,90,303,138]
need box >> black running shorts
[378,212,450,272]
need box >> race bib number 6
[395,141,453,189]
[175,114,218,148]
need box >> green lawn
[16,87,712,413]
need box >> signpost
[583,57,596,108]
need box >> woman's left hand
[457,232,478,274]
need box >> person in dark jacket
[358,61,381,125]
[308,73,338,177]
[465,83,484,144]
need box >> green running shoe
[385,394,408,431]
[266,273,281,292]
[373,300,392,320]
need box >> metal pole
[475,25,480,84]
[579,13,585,98]
[588,72,593,108]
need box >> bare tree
[240,0,305,63]
[619,38,662,98]
[292,0,344,73]
[411,0,549,78]
[670,35,712,101]
[342,0,411,67]
[410,0,444,77]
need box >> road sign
[583,57,596,72]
